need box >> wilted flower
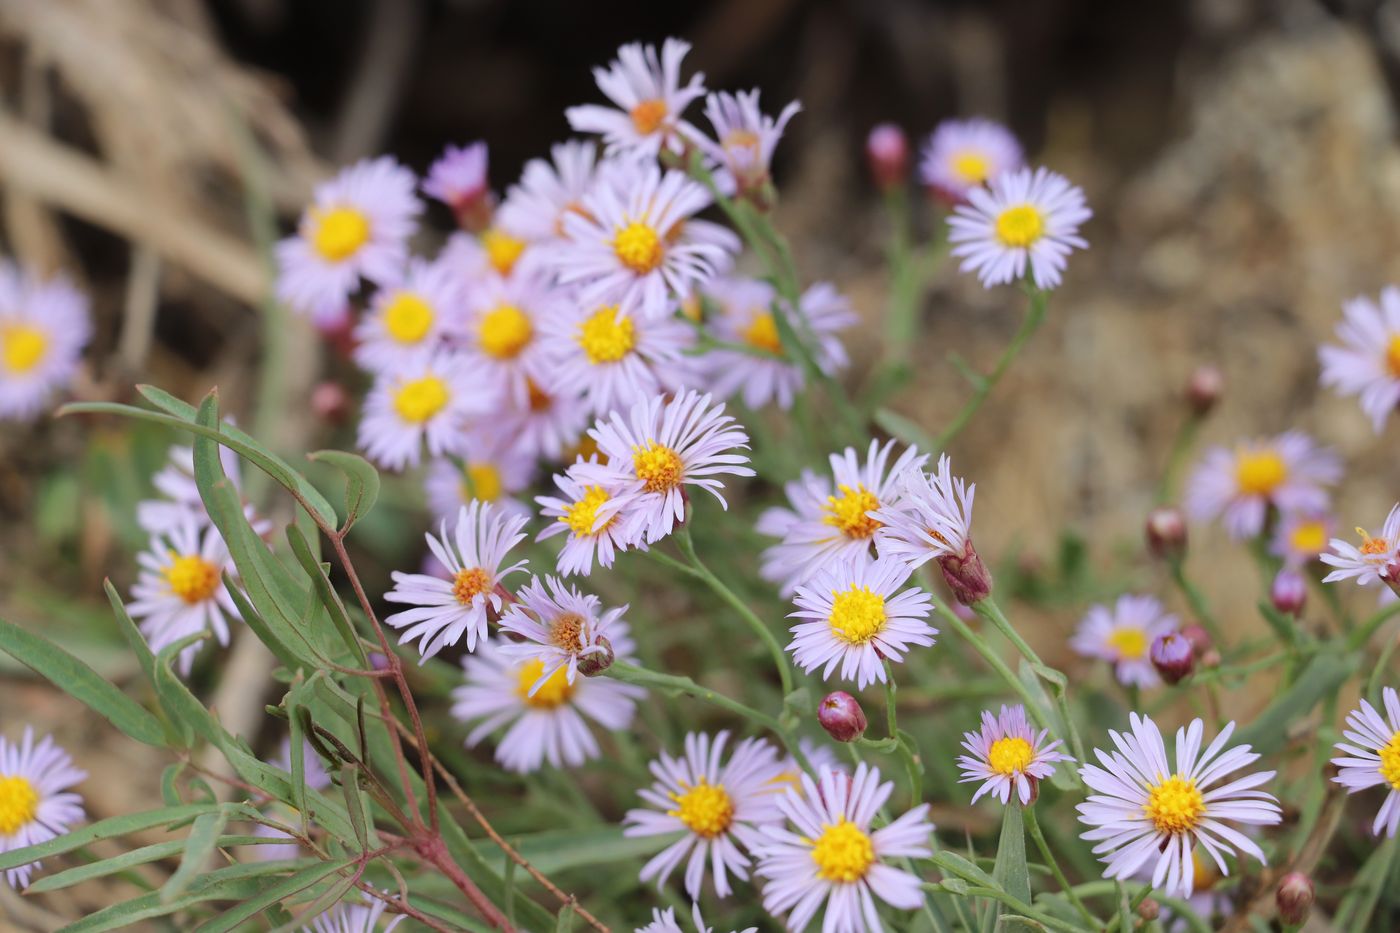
[1275,872,1314,926]
[1144,506,1188,561]
[1185,364,1224,416]
[1149,631,1195,685]
[1270,568,1307,617]
[817,692,867,743]
[865,123,909,192]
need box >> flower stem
[931,600,1049,727]
[1169,557,1225,646]
[1023,805,1098,928]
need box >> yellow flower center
[613,221,664,274]
[680,293,704,322]
[823,484,882,540]
[828,585,887,645]
[0,775,39,836]
[723,128,761,153]
[577,306,636,364]
[482,228,526,276]
[1359,527,1392,558]
[994,204,1045,248]
[632,442,684,493]
[1106,627,1148,661]
[1143,775,1205,835]
[810,818,875,883]
[309,206,371,262]
[452,567,491,605]
[562,486,613,537]
[392,376,450,424]
[460,463,503,503]
[1379,731,1400,791]
[1289,520,1328,555]
[630,98,669,135]
[987,736,1034,776]
[478,304,533,359]
[550,612,585,653]
[164,553,221,605]
[742,312,783,355]
[668,779,734,839]
[382,292,435,344]
[516,659,574,709]
[1387,334,1400,378]
[1234,450,1287,496]
[951,151,991,184]
[1,325,48,374]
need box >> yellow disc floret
[633,442,683,493]
[1143,775,1205,835]
[516,659,574,709]
[823,484,882,540]
[1387,334,1400,378]
[951,151,991,185]
[0,775,39,836]
[630,99,669,136]
[309,206,371,262]
[1288,520,1328,555]
[987,736,1035,775]
[164,553,221,605]
[810,818,875,883]
[577,306,636,364]
[668,779,734,839]
[550,612,585,653]
[1379,731,1400,791]
[392,376,450,423]
[828,585,887,645]
[482,228,526,276]
[994,204,1045,248]
[562,486,613,537]
[1,325,48,374]
[478,304,533,359]
[462,463,504,503]
[1107,627,1148,661]
[452,567,491,605]
[383,292,435,344]
[613,221,664,274]
[1234,449,1287,496]
[742,312,783,355]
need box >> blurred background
[3,0,1400,923]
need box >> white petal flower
[1070,594,1178,688]
[356,351,497,471]
[873,453,976,570]
[1331,686,1400,837]
[496,575,624,691]
[1318,286,1400,433]
[566,39,707,157]
[1321,504,1400,588]
[0,262,91,421]
[1185,431,1340,540]
[918,117,1024,203]
[536,461,642,575]
[947,166,1091,290]
[0,727,86,889]
[353,257,464,374]
[956,704,1069,805]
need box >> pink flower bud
[817,691,867,743]
[1271,568,1307,617]
[576,637,615,677]
[938,542,993,605]
[310,381,351,425]
[1150,632,1194,685]
[865,123,909,192]
[1180,623,1212,658]
[1186,365,1224,416]
[1145,507,1188,560]
[1275,872,1314,926]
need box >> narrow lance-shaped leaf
[308,449,381,533]
[162,809,230,903]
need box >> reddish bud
[1200,648,1222,669]
[1150,632,1195,685]
[576,637,615,677]
[1271,568,1307,617]
[938,543,993,605]
[817,691,868,743]
[1137,898,1160,921]
[865,123,909,192]
[1275,872,1314,926]
[1186,365,1224,416]
[310,381,351,425]
[1180,623,1212,658]
[1145,507,1188,560]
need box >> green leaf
[221,572,302,671]
[476,827,677,876]
[1233,651,1358,755]
[1016,663,1078,791]
[308,449,380,532]
[340,763,369,849]
[984,806,1030,933]
[0,616,166,748]
[104,579,155,688]
[286,523,367,665]
[556,900,576,933]
[931,850,998,889]
[0,804,220,871]
[27,835,284,893]
[152,632,220,748]
[264,868,362,933]
[163,810,229,903]
[192,857,358,933]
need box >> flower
[1270,509,1333,568]
[957,704,1068,805]
[353,258,463,374]
[497,378,593,463]
[578,390,752,543]
[540,295,702,416]
[356,352,494,471]
[760,440,927,595]
[536,462,641,575]
[873,453,977,569]
[383,503,528,660]
[947,166,1091,290]
[303,895,404,933]
[460,270,559,407]
[865,123,909,192]
[422,141,492,227]
[1319,286,1400,432]
[697,90,801,196]
[1150,631,1197,685]
[1321,504,1400,588]
[275,156,421,325]
[635,904,756,933]
[1071,595,1178,688]
[423,436,535,524]
[554,163,739,320]
[452,632,643,773]
[1331,686,1400,836]
[817,692,868,743]
[756,762,932,932]
[0,728,85,888]
[0,262,91,421]
[497,141,602,244]
[624,731,786,900]
[1078,715,1280,898]
[787,555,936,689]
[127,517,243,675]
[566,39,706,157]
[703,279,855,411]
[437,226,535,282]
[919,118,1024,203]
[496,575,624,692]
[1185,432,1341,539]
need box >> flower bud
[1145,507,1188,560]
[1275,871,1314,926]
[938,543,993,605]
[1180,623,1212,658]
[369,651,390,672]
[1150,632,1194,685]
[310,381,351,425]
[865,123,909,192]
[1200,647,1221,669]
[817,691,867,743]
[576,637,615,677]
[1271,568,1307,617]
[1186,365,1224,416]
[1137,898,1160,922]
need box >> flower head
[536,461,641,575]
[1185,432,1340,539]
[1321,504,1400,589]
[788,556,936,690]
[566,39,707,157]
[460,270,559,407]
[957,704,1069,805]
[0,728,85,888]
[624,731,786,900]
[497,141,602,244]
[356,352,495,471]
[353,257,464,374]
[1071,594,1178,688]
[1319,287,1400,432]
[756,762,933,932]
[302,895,404,933]
[0,262,91,421]
[1331,687,1400,836]
[496,575,624,692]
[697,90,801,196]
[1076,714,1280,898]
[1271,509,1334,568]
[422,141,491,227]
[496,378,593,463]
[275,157,421,325]
[423,436,536,524]
[919,117,1024,203]
[947,166,1091,290]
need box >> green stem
[931,600,1049,729]
[607,662,782,733]
[1348,596,1400,651]
[1157,415,1201,504]
[933,286,1048,452]
[1169,557,1225,646]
